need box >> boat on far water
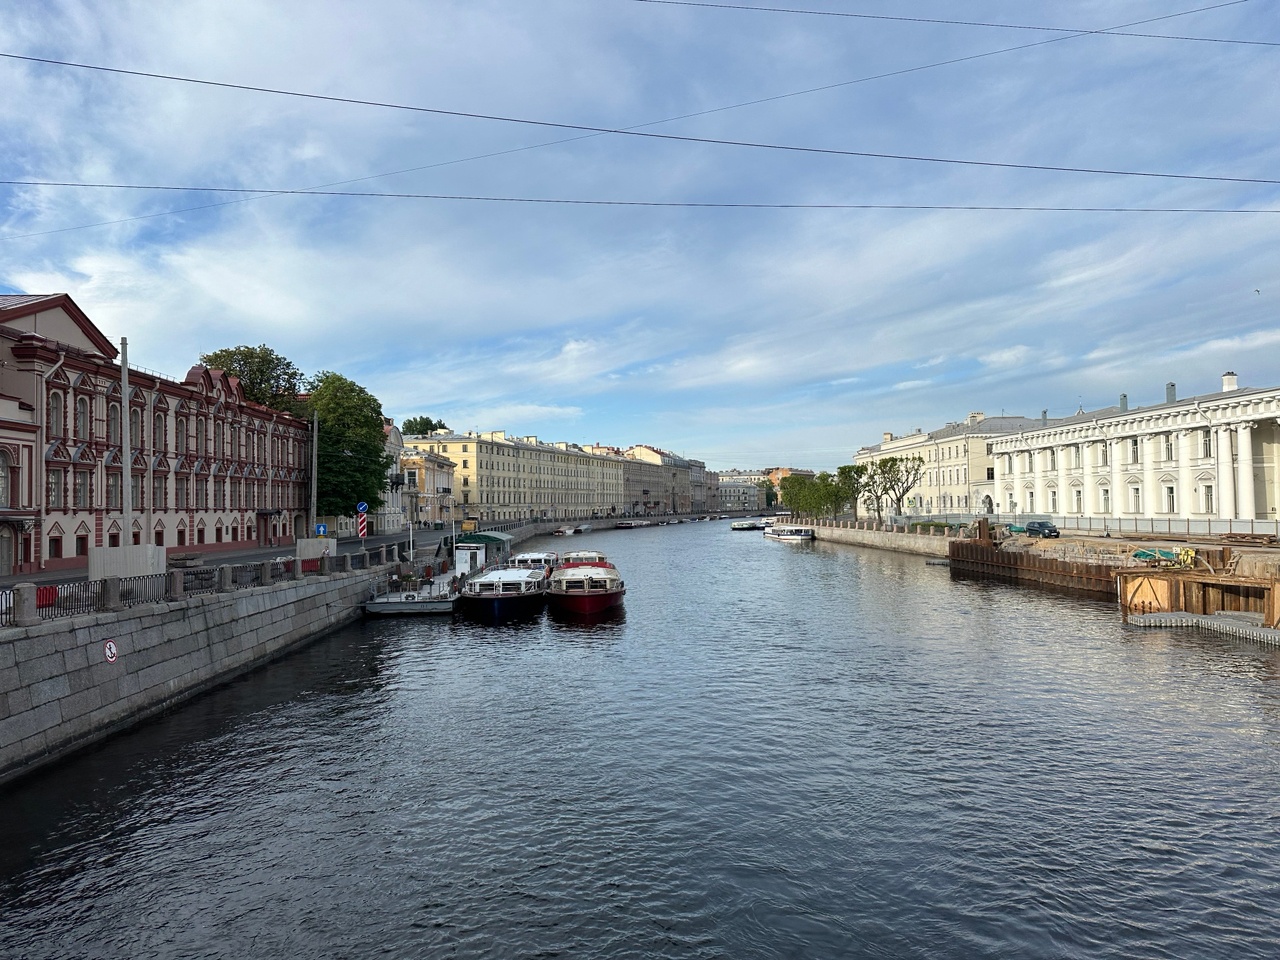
[764,524,816,542]
[548,551,625,615]
[731,519,764,530]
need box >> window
[1049,490,1058,512]
[1202,429,1213,458]
[462,460,469,468]
[130,408,142,449]
[107,473,122,509]
[48,392,64,438]
[1130,486,1142,513]
[76,535,88,556]
[177,528,187,546]
[152,475,167,509]
[407,469,418,489]
[46,468,65,508]
[175,477,188,509]
[1100,442,1109,466]
[131,475,142,510]
[176,418,187,454]
[108,531,120,548]
[196,419,206,454]
[1047,449,1057,471]
[1027,492,1035,512]
[48,536,62,558]
[1165,485,1176,513]
[1129,438,1140,463]
[1072,446,1081,468]
[1163,435,1175,461]
[74,469,90,508]
[1073,489,1082,513]
[76,397,90,439]
[1101,488,1111,513]
[155,529,164,547]
[1204,484,1215,514]
[108,403,121,445]
[154,413,166,451]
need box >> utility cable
[621,0,1274,47]
[0,1,1270,189]
[2,181,1276,214]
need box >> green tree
[835,463,869,521]
[864,456,925,520]
[200,344,303,409]
[401,415,448,435]
[304,371,395,517]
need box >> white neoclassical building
[990,373,1280,532]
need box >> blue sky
[2,0,1277,470]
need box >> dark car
[1025,520,1060,538]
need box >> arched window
[176,417,187,455]
[214,422,223,458]
[0,451,9,508]
[129,408,142,449]
[48,392,64,439]
[107,403,121,445]
[154,413,166,451]
[75,397,90,439]
[196,419,207,454]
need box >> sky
[1,0,1277,471]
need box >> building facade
[405,431,627,522]
[0,294,311,575]
[990,375,1280,523]
[400,448,457,529]
[855,412,1045,516]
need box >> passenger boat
[763,524,816,542]
[507,551,558,575]
[457,567,548,617]
[364,582,458,616]
[547,551,625,614]
[731,519,763,530]
[615,520,652,529]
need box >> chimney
[1120,393,1128,412]
[967,411,985,426]
[883,432,893,444]
[1040,409,1048,427]
[1165,382,1176,403]
[1222,371,1238,392]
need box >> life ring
[403,593,417,601]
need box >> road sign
[103,640,118,663]
[316,523,328,536]
[356,501,369,514]
[357,512,368,538]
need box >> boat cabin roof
[561,550,611,566]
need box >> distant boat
[764,524,816,542]
[615,520,652,529]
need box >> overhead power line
[2,180,1276,215]
[622,0,1275,47]
[0,47,1274,188]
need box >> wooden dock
[948,540,1119,600]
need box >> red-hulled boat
[547,550,625,615]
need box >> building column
[1178,430,1195,518]
[1237,423,1256,520]
[1142,434,1158,518]
[1217,426,1236,519]
[1008,448,1021,514]
[1056,444,1069,517]
[1106,439,1119,519]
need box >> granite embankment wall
[0,565,387,787]
[809,520,953,558]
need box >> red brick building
[0,294,311,575]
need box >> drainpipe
[38,349,67,569]
[121,338,131,548]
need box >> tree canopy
[863,456,925,520]
[401,415,449,436]
[303,371,395,517]
[200,344,303,410]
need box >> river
[4,522,1280,958]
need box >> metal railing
[121,574,168,608]
[183,567,219,596]
[228,564,264,590]
[37,580,105,620]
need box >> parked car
[1025,520,1060,538]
